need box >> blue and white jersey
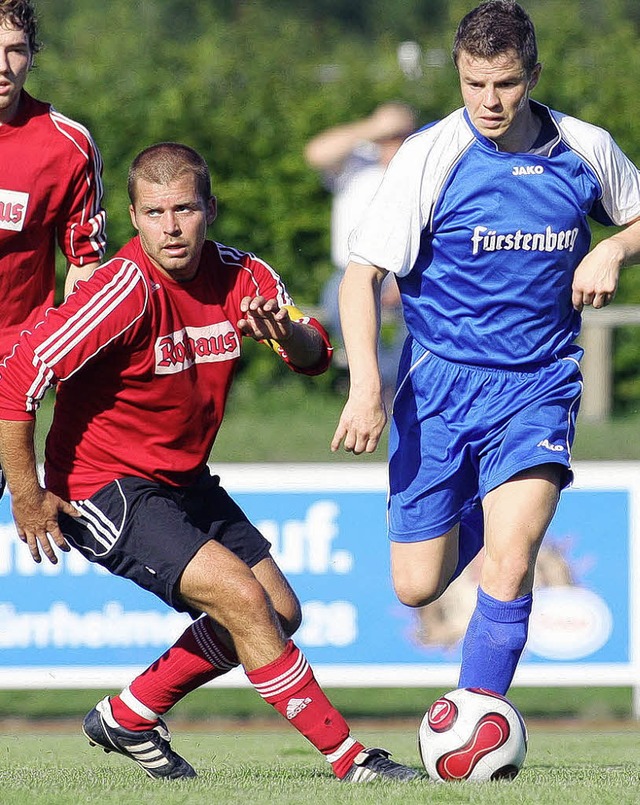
[349,101,640,367]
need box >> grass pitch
[0,723,639,805]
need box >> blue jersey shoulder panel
[350,103,640,367]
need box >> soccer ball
[418,687,528,782]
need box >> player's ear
[206,196,217,226]
[527,63,542,92]
[129,205,139,232]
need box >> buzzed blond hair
[128,143,212,205]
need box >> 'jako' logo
[512,165,544,176]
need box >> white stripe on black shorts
[58,470,271,616]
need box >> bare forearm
[277,322,325,369]
[572,218,640,310]
[339,262,386,396]
[0,419,40,500]
[603,218,640,267]
[330,262,388,455]
[305,104,414,172]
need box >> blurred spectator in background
[304,102,417,403]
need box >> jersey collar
[463,100,562,156]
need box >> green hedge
[30,0,640,409]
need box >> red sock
[246,640,364,779]
[110,616,239,730]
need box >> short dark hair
[128,143,212,205]
[452,1,538,75]
[0,0,41,56]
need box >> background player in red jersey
[0,0,106,496]
[0,143,420,784]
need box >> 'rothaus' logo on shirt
[0,188,29,232]
[155,322,240,374]
[471,225,579,256]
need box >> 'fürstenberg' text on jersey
[349,101,640,367]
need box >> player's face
[458,49,541,151]
[129,175,216,282]
[0,21,32,124]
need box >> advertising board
[0,463,637,702]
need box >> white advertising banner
[0,462,638,704]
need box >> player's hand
[331,392,387,455]
[571,240,622,312]
[237,296,293,343]
[11,487,78,564]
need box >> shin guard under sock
[458,587,532,695]
[246,640,364,778]
[111,616,239,730]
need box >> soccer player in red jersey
[0,0,106,496]
[0,143,420,784]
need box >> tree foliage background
[30,0,640,410]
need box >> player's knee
[393,575,447,608]
[272,590,302,637]
[228,576,272,617]
[193,573,272,631]
[266,577,302,637]
[482,554,532,600]
[279,605,302,638]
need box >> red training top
[0,236,331,499]
[0,91,106,359]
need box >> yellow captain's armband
[260,304,332,375]
[260,305,307,356]
[281,304,306,321]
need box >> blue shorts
[59,470,271,616]
[388,341,582,544]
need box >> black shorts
[59,470,271,616]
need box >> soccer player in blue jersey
[331,0,640,696]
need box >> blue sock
[458,587,532,695]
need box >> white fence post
[580,305,640,422]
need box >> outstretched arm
[0,419,78,564]
[572,218,640,311]
[304,103,415,174]
[331,261,388,455]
